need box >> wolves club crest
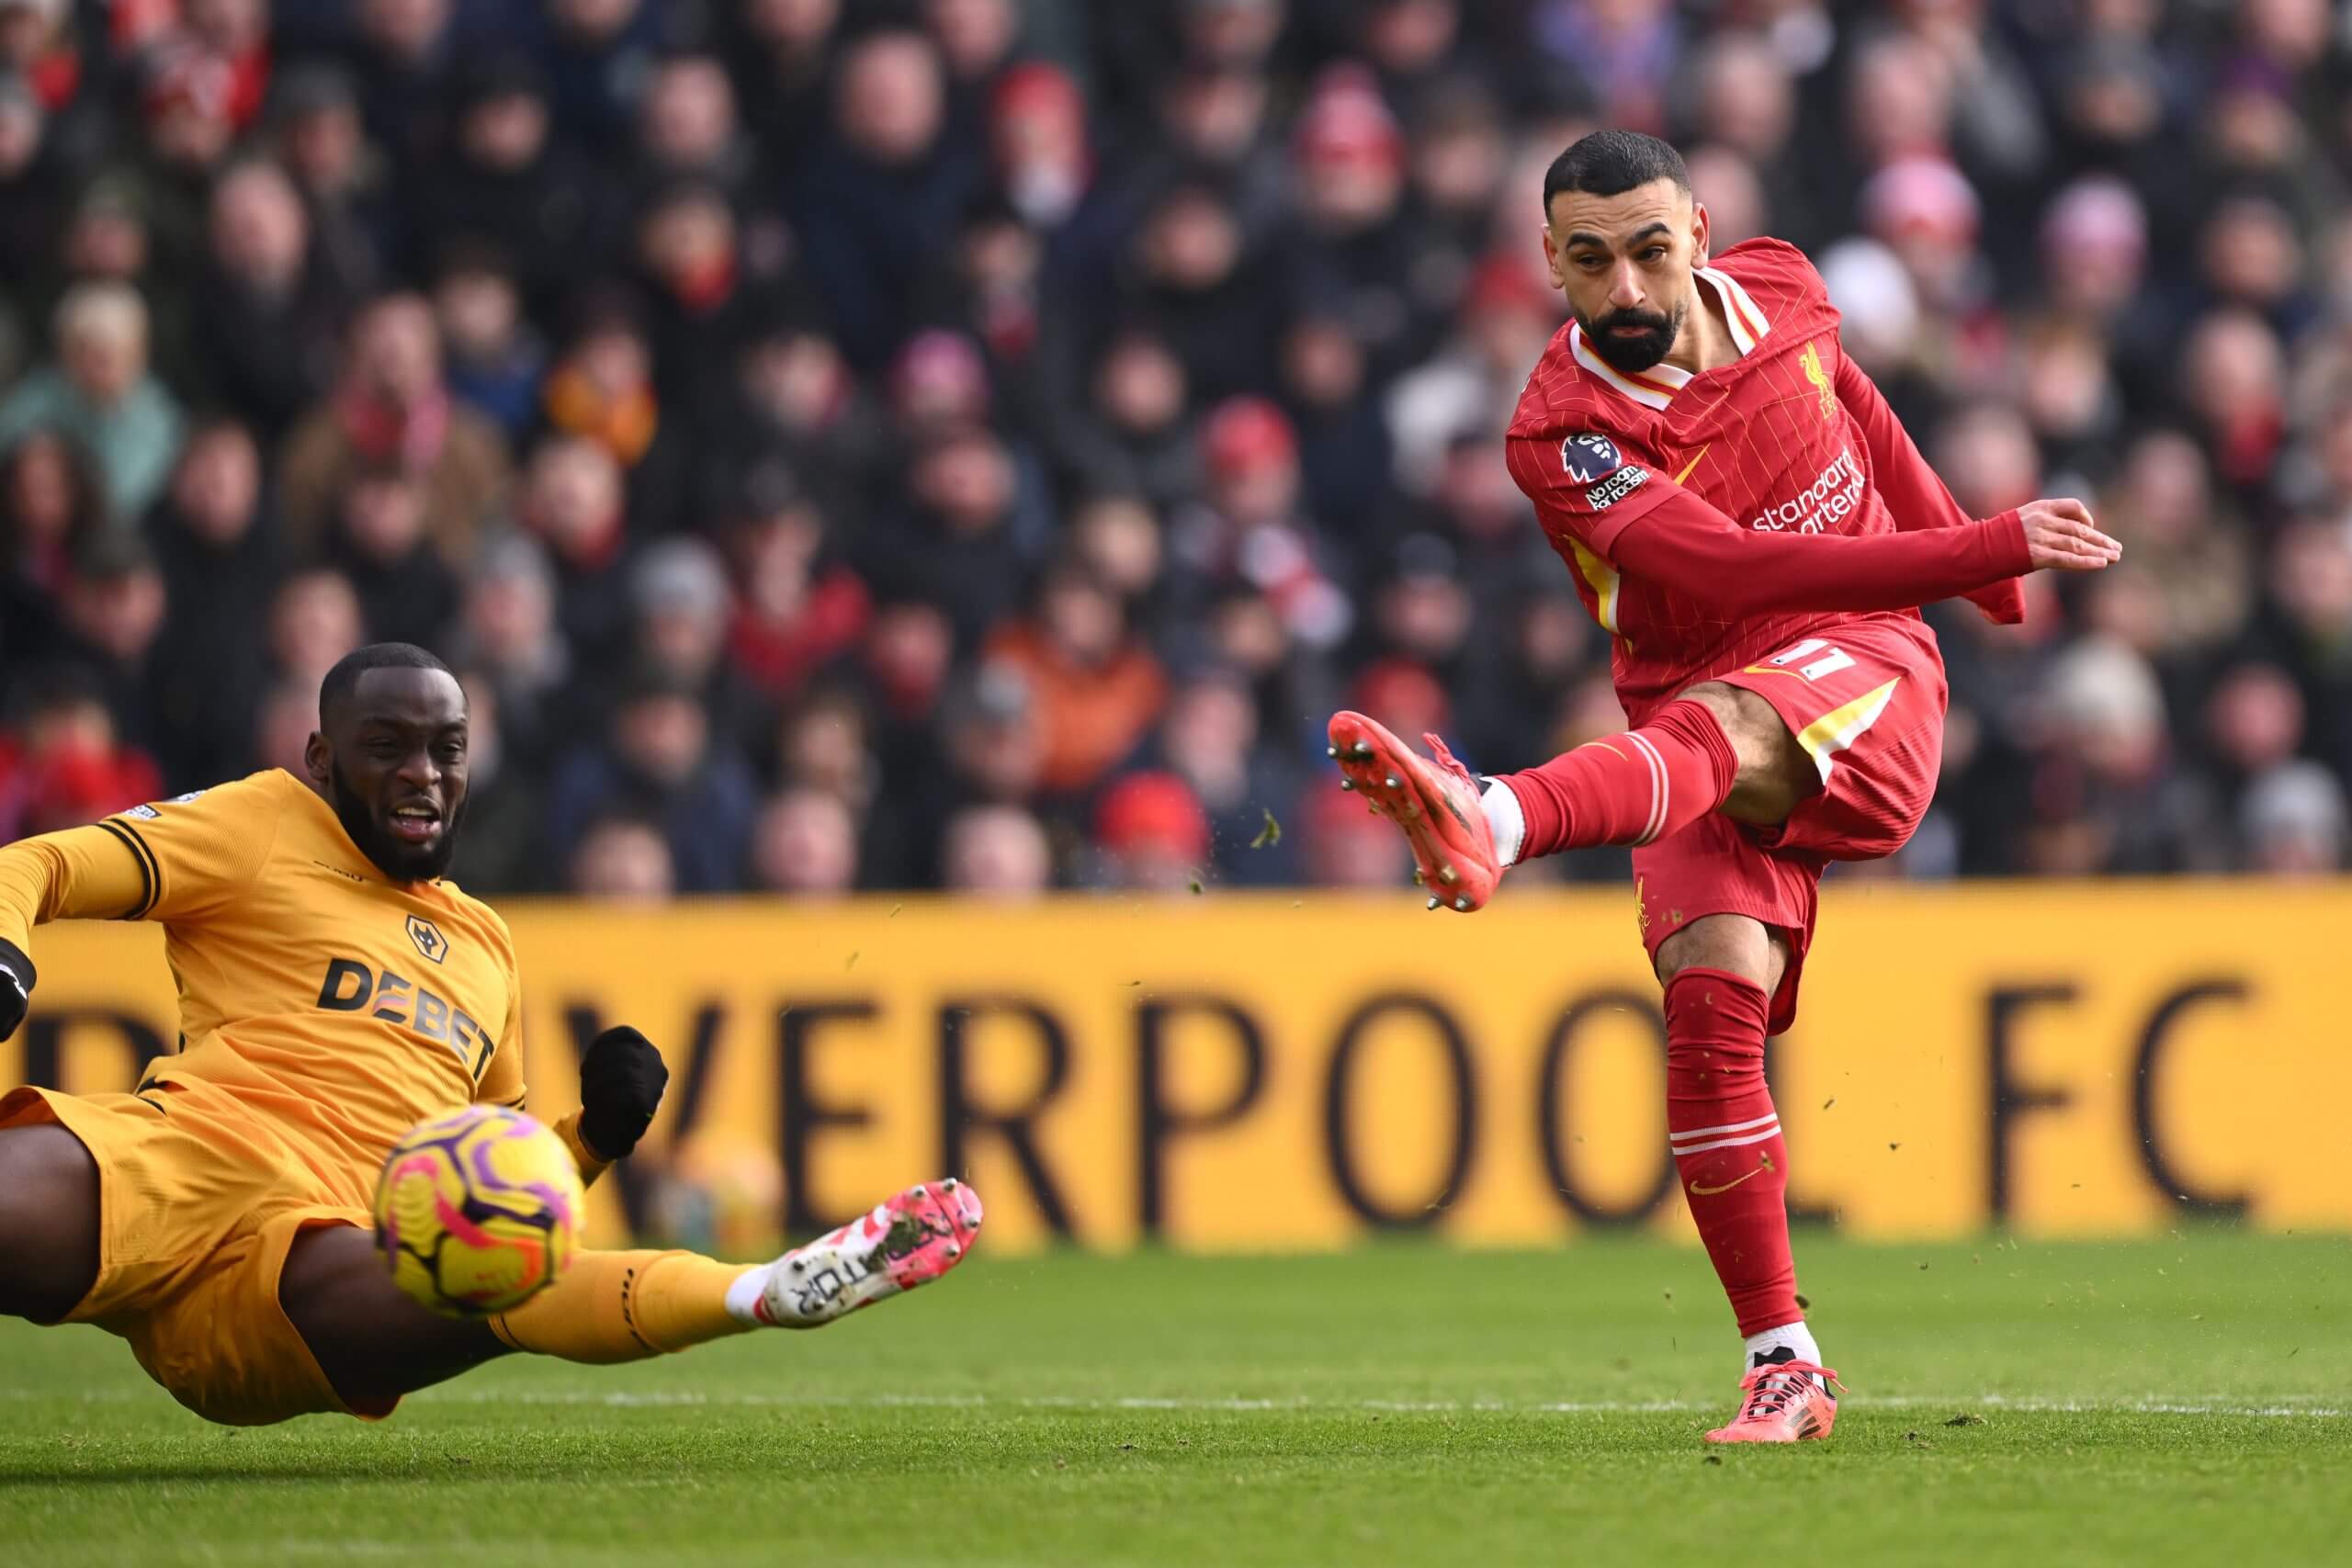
[406,914,449,965]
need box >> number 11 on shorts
[1766,639,1857,681]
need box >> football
[372,1105,584,1319]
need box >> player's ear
[302,729,331,787]
[1541,224,1566,290]
[1690,197,1712,270]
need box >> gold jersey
[0,770,533,1177]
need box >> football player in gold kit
[0,644,981,1425]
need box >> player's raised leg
[279,1179,984,1408]
[1328,683,1808,911]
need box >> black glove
[577,1025,667,1161]
[0,938,35,1043]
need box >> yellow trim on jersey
[1568,537,1622,633]
[1796,679,1901,784]
[1671,446,1709,486]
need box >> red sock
[1664,967,1800,1339]
[1500,699,1738,861]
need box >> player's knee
[1656,914,1787,994]
[0,1125,101,1321]
[1681,682,1815,817]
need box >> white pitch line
[3,1388,2344,1418]
[387,1389,2352,1419]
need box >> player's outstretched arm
[1833,351,2025,624]
[0,829,157,1039]
[1608,489,2116,621]
[482,1022,670,1186]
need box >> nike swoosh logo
[1690,1168,1764,1196]
[1671,446,1709,486]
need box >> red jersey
[1504,237,2027,723]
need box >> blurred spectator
[540,288,690,532]
[1091,770,1209,892]
[2023,637,2218,875]
[1301,773,1411,889]
[786,28,979,367]
[1281,65,1426,380]
[543,0,663,159]
[1114,181,1287,404]
[0,75,68,315]
[1170,396,1351,652]
[278,292,510,567]
[638,53,755,199]
[984,560,1166,795]
[722,463,870,706]
[447,671,543,896]
[144,420,280,784]
[326,465,458,649]
[267,565,364,690]
[633,180,769,417]
[729,0,842,178]
[774,683,876,813]
[941,802,1052,897]
[0,428,103,662]
[445,532,571,773]
[434,244,547,442]
[516,433,633,670]
[568,809,676,905]
[869,662,1040,887]
[349,0,463,168]
[271,62,395,298]
[190,160,347,441]
[988,61,1091,231]
[2238,760,2347,876]
[1153,670,1299,885]
[629,534,771,757]
[751,786,859,895]
[0,666,164,840]
[1050,326,1199,513]
[545,664,759,895]
[416,54,608,310]
[0,282,186,522]
[857,423,1035,651]
[250,677,318,779]
[52,530,171,764]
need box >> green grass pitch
[3,1230,2347,1566]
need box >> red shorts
[1632,615,1947,1033]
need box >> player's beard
[1582,298,1686,375]
[329,759,466,884]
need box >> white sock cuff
[1480,777,1525,867]
[722,1265,769,1325]
[1742,1319,1821,1371]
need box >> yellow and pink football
[372,1104,583,1318]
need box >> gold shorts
[0,1079,395,1426]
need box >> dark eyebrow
[1563,220,1673,251]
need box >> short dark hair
[319,642,454,722]
[1543,130,1690,216]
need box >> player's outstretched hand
[2018,498,2121,573]
[578,1025,669,1161]
[0,937,31,1042]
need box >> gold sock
[490,1250,752,1363]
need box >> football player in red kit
[1330,131,2120,1442]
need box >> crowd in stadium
[0,0,2347,897]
